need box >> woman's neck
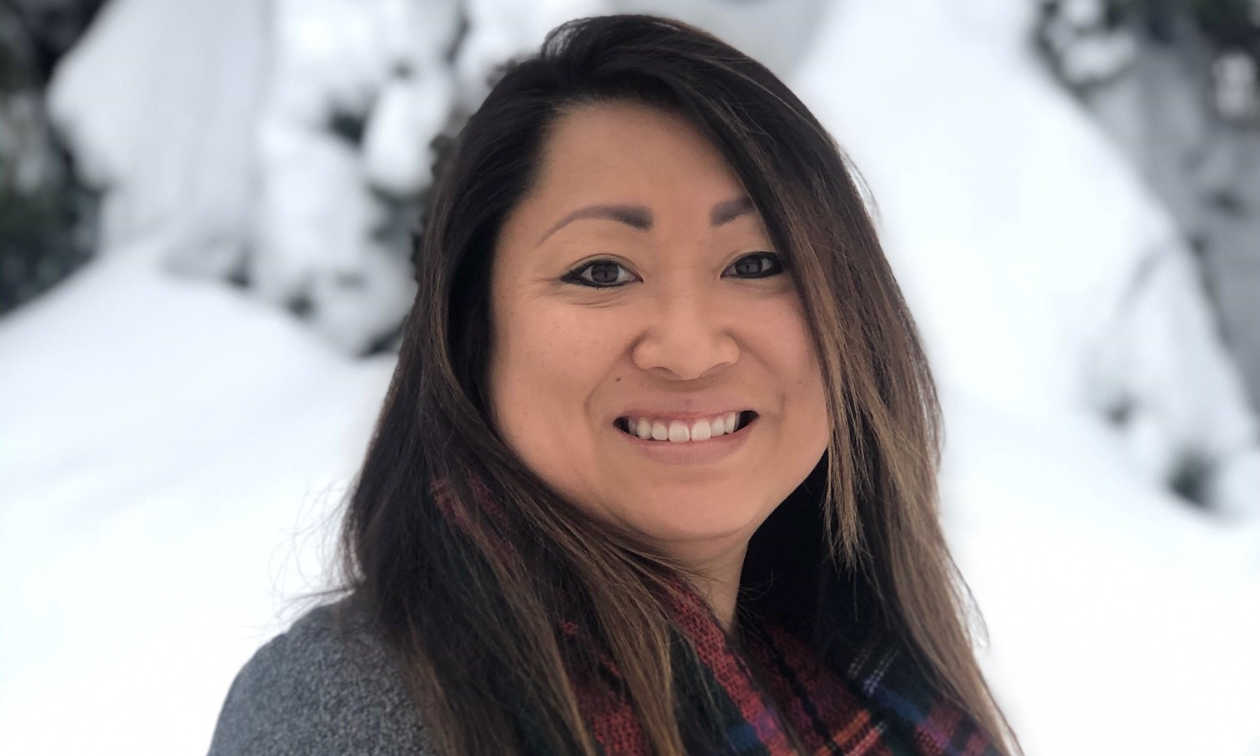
[677,541,750,630]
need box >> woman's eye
[725,252,783,279]
[562,260,637,288]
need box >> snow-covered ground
[0,239,394,754]
[2,1,1259,755]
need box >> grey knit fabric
[208,601,437,755]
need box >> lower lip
[616,419,755,466]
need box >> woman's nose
[631,281,739,380]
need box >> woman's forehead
[512,102,753,237]
[543,104,742,193]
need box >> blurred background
[2,0,1259,753]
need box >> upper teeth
[625,412,742,442]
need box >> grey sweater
[208,603,437,755]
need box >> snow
[252,0,457,353]
[614,0,829,78]
[3,1,1260,755]
[0,239,394,755]
[48,0,448,354]
[46,0,268,275]
[454,0,610,108]
[940,389,1260,756]
[792,0,1260,751]
[1214,53,1258,122]
[793,0,1260,515]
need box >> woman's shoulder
[208,599,437,756]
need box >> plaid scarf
[439,478,999,756]
[556,584,998,756]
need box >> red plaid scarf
[557,583,997,756]
[438,478,999,756]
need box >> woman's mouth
[613,411,758,442]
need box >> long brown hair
[341,14,1018,756]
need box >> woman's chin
[612,496,768,554]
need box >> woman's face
[487,101,829,564]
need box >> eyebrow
[536,196,756,245]
[710,196,755,226]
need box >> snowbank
[0,240,394,755]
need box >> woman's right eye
[561,260,638,288]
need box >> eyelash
[562,252,784,288]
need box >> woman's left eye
[724,252,783,279]
[562,260,638,288]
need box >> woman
[210,14,1020,756]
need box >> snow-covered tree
[251,0,461,354]
[1035,0,1260,512]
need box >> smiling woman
[209,14,1020,756]
[488,102,830,622]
